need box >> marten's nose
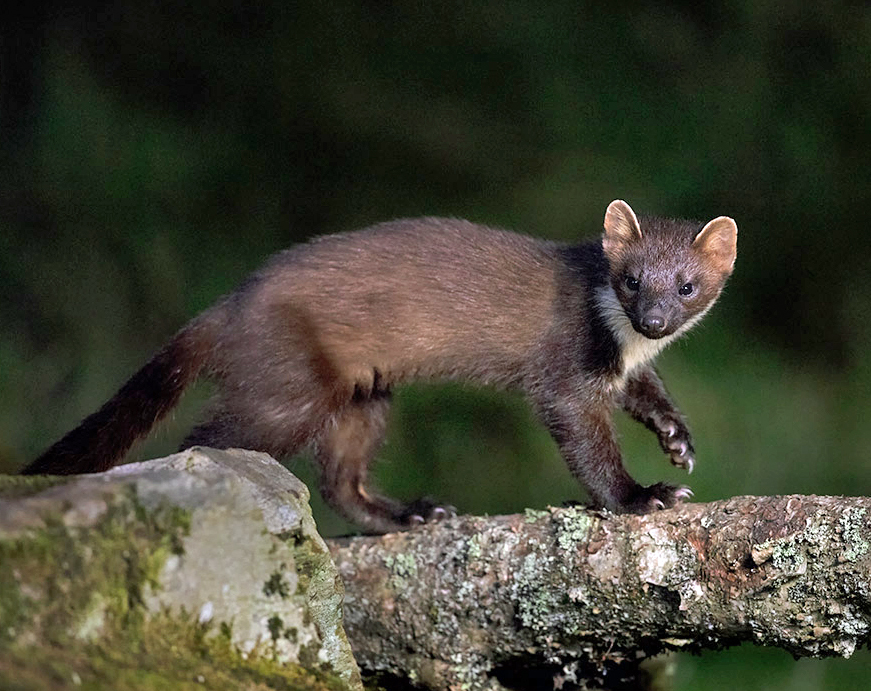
[639,314,666,337]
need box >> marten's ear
[602,200,642,258]
[693,216,738,273]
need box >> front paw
[621,482,693,514]
[658,420,696,473]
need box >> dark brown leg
[182,408,246,450]
[621,365,695,473]
[533,382,689,514]
[314,397,454,533]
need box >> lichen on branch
[328,495,871,690]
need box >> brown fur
[22,203,737,533]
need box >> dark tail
[21,312,219,475]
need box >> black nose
[640,314,666,336]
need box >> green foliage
[1,1,869,687]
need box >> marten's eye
[625,276,640,292]
[679,282,694,296]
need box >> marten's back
[225,218,566,390]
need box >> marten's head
[600,199,737,341]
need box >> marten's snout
[638,311,668,338]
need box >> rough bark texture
[328,496,871,690]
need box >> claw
[407,514,425,525]
[674,486,694,501]
[671,451,695,474]
[652,498,666,510]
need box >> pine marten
[22,200,737,533]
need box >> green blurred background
[1,1,869,687]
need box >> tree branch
[328,495,871,690]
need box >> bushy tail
[21,313,219,475]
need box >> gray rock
[0,447,362,691]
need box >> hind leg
[315,397,454,533]
[181,409,245,450]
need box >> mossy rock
[0,447,362,690]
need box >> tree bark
[327,495,871,690]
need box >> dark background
[2,2,870,687]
